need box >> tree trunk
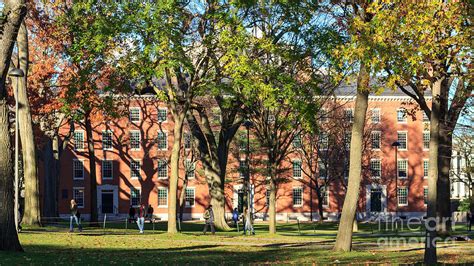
[268,177,277,234]
[205,166,229,231]
[0,0,26,252]
[168,113,185,233]
[42,137,56,219]
[85,114,98,224]
[436,123,453,235]
[14,22,41,226]
[178,176,188,222]
[424,78,443,265]
[333,63,369,252]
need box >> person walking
[243,212,255,235]
[69,199,82,232]
[203,205,215,235]
[128,205,136,223]
[137,203,146,234]
[232,208,239,228]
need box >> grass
[1,221,473,265]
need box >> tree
[379,2,472,236]
[9,20,41,226]
[0,0,26,252]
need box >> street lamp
[243,120,253,235]
[392,141,401,229]
[8,68,25,233]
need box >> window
[157,108,167,122]
[371,108,380,123]
[397,109,407,123]
[73,160,84,180]
[130,131,140,150]
[397,132,408,150]
[423,160,429,178]
[423,131,430,150]
[73,131,84,150]
[239,159,247,178]
[344,109,354,123]
[157,160,168,179]
[371,131,381,150]
[185,188,195,207]
[370,159,381,178]
[293,160,302,179]
[102,131,113,150]
[320,186,329,207]
[130,187,141,207]
[73,188,84,208]
[102,160,113,180]
[184,133,192,149]
[185,159,195,179]
[319,133,328,150]
[157,188,168,207]
[344,132,351,150]
[397,187,408,206]
[131,160,141,179]
[293,134,302,149]
[129,108,140,122]
[157,131,168,150]
[423,112,429,122]
[318,160,327,179]
[292,187,303,207]
[397,159,408,178]
[423,187,428,205]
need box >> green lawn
[1,221,473,264]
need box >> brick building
[49,87,432,221]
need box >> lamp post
[243,120,253,234]
[392,141,401,230]
[8,68,25,233]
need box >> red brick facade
[48,93,431,221]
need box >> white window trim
[371,131,381,150]
[129,107,141,122]
[185,159,196,180]
[321,186,329,208]
[102,130,113,151]
[423,131,430,151]
[292,186,303,207]
[423,186,428,206]
[157,187,168,208]
[185,187,195,207]
[72,187,85,208]
[157,159,168,180]
[292,159,303,179]
[157,107,168,123]
[397,131,408,151]
[129,130,141,151]
[397,159,408,179]
[102,160,113,180]
[184,132,192,150]
[157,130,168,151]
[371,108,381,124]
[130,159,142,180]
[397,108,408,123]
[129,187,141,207]
[344,108,354,123]
[319,133,329,151]
[370,158,382,179]
[239,158,246,179]
[73,159,85,180]
[73,130,85,151]
[423,159,429,179]
[397,187,409,206]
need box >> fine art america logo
[375,217,469,247]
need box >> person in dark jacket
[232,208,239,228]
[69,199,82,232]
[203,205,215,235]
[468,211,473,232]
